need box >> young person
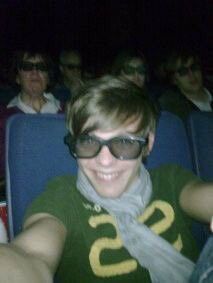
[112,51,148,89]
[0,76,212,283]
[159,50,213,121]
[53,49,83,102]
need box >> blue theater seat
[186,111,213,248]
[187,111,213,181]
[5,114,77,238]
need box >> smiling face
[16,54,49,97]
[77,119,154,198]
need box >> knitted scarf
[77,164,195,282]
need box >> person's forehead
[91,119,140,137]
[83,115,141,134]
[23,54,44,62]
[64,54,81,65]
[176,56,194,68]
[127,58,144,67]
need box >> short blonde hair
[66,76,158,137]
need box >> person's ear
[172,74,178,86]
[147,132,155,155]
[59,65,65,74]
[16,74,20,85]
[142,132,155,158]
[120,70,125,77]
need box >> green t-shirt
[25,164,200,283]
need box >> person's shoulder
[149,164,200,190]
[44,92,64,112]
[158,86,182,102]
[52,84,71,103]
[149,164,199,182]
[149,163,185,173]
[34,175,78,202]
[46,175,77,189]
[0,103,20,119]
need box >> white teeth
[97,172,118,181]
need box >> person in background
[158,49,213,121]
[0,76,212,283]
[5,50,61,114]
[111,50,148,89]
[111,50,160,107]
[53,49,83,102]
[0,50,63,201]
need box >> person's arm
[0,213,67,283]
[179,180,213,223]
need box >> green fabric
[25,164,200,283]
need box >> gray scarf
[77,164,195,282]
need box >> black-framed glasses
[176,63,200,77]
[62,63,82,70]
[64,134,148,160]
[123,65,146,76]
[18,61,48,72]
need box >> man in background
[53,49,83,102]
[159,50,212,121]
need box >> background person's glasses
[123,65,146,76]
[62,63,82,70]
[19,61,48,72]
[64,134,148,160]
[176,63,200,76]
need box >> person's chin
[96,187,123,199]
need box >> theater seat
[186,111,213,248]
[5,113,77,238]
[187,111,213,181]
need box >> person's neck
[20,92,47,112]
[63,78,82,91]
[181,87,207,102]
[63,79,74,90]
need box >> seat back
[146,112,193,170]
[6,114,78,238]
[6,112,193,239]
[187,111,213,181]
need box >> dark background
[0,0,212,75]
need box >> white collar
[7,92,61,114]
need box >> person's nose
[30,68,39,75]
[96,145,115,166]
[134,71,139,77]
[187,68,195,78]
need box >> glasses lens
[64,64,81,70]
[136,65,146,75]
[20,61,48,72]
[123,65,146,76]
[176,63,200,76]
[35,63,48,72]
[75,135,100,158]
[20,62,34,71]
[190,63,200,72]
[176,66,188,76]
[65,134,147,160]
[110,137,143,160]
[123,65,135,75]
